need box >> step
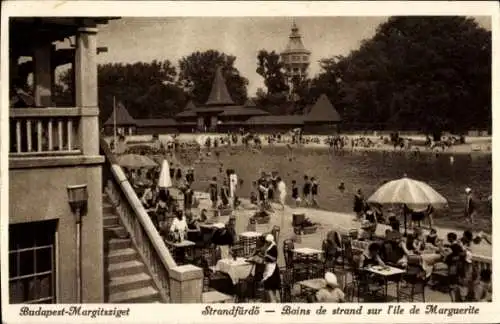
[107,237,131,250]
[109,286,160,303]
[104,215,120,227]
[104,225,129,239]
[108,272,153,295]
[103,202,115,215]
[108,260,145,277]
[108,248,137,264]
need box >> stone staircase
[103,195,163,303]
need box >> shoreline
[119,134,492,156]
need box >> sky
[94,16,492,96]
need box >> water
[178,146,492,233]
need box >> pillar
[197,116,204,131]
[74,26,99,156]
[73,25,103,303]
[34,43,53,107]
[169,264,203,303]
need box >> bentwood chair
[399,256,427,302]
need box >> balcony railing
[10,108,83,156]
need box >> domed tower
[280,21,311,96]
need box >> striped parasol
[367,176,448,207]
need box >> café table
[213,257,255,285]
[165,239,196,264]
[364,265,405,302]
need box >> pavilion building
[174,66,270,132]
[110,66,342,135]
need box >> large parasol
[158,159,173,189]
[367,176,448,234]
[117,154,158,169]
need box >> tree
[256,50,289,95]
[315,17,491,134]
[54,60,188,122]
[178,50,248,105]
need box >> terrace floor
[192,193,462,303]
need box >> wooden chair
[280,267,294,303]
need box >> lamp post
[67,184,88,303]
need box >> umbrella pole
[403,208,407,236]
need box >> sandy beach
[120,133,492,156]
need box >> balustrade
[101,140,177,303]
[10,108,82,156]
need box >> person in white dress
[229,171,238,207]
[169,211,188,241]
[277,177,287,210]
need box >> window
[9,221,57,304]
[302,56,308,61]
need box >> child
[291,180,300,207]
[302,175,311,206]
[426,228,438,246]
[250,191,258,206]
[311,177,319,207]
[208,177,218,209]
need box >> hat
[324,272,338,287]
[465,187,472,193]
[265,234,274,243]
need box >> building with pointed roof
[103,101,137,136]
[173,66,269,132]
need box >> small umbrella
[117,154,157,169]
[158,159,172,189]
[367,176,448,234]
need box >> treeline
[54,16,491,135]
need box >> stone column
[74,25,103,303]
[169,264,203,303]
[33,43,53,107]
[74,26,99,156]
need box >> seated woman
[358,243,385,268]
[141,183,158,209]
[315,272,346,303]
[359,210,377,240]
[322,231,342,268]
[426,228,439,247]
[212,216,237,259]
[250,191,258,206]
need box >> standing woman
[262,234,281,302]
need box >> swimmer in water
[338,182,345,192]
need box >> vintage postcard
[1,1,498,323]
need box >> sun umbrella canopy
[158,159,172,188]
[117,154,157,169]
[367,176,448,208]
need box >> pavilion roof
[103,102,136,126]
[304,94,341,123]
[205,66,235,106]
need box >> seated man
[169,210,188,242]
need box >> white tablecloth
[214,258,255,285]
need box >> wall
[303,123,339,135]
[9,164,103,303]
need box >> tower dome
[280,20,311,90]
